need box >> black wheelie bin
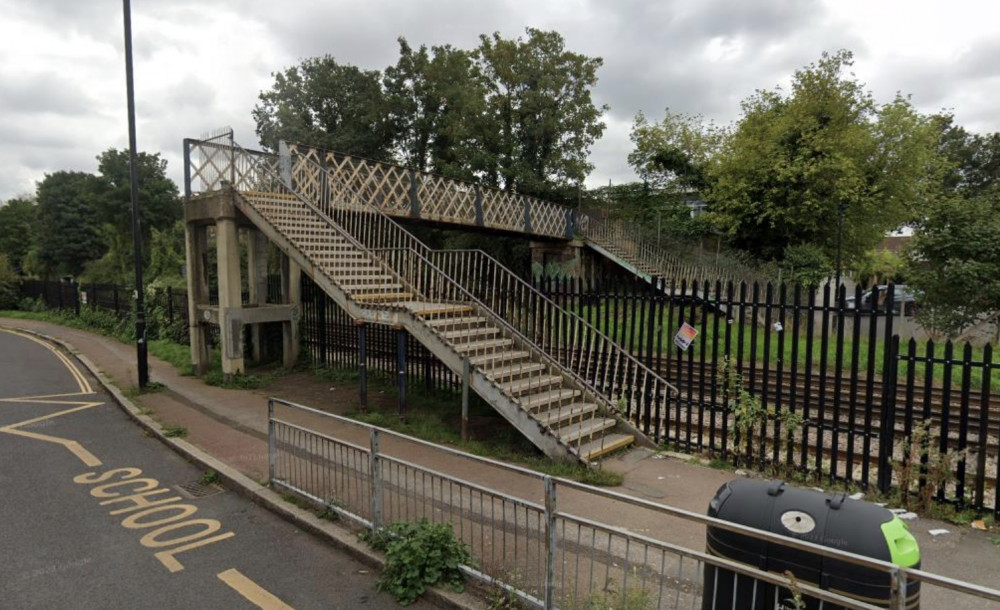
[702,478,920,609]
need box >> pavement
[2,317,999,609]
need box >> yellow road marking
[218,569,294,610]
[1,402,104,467]
[0,328,94,395]
[0,329,102,466]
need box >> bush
[363,520,474,606]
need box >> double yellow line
[0,328,102,466]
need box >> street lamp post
[122,0,148,388]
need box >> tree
[0,253,18,308]
[384,39,485,178]
[707,50,942,263]
[936,116,1000,197]
[907,193,1000,337]
[85,149,181,283]
[254,56,395,159]
[0,196,37,273]
[35,171,105,278]
[628,110,726,194]
[473,28,607,199]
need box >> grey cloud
[0,72,97,117]
[5,0,121,39]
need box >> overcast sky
[2,0,998,202]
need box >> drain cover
[175,481,226,499]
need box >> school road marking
[0,328,295,608]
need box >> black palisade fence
[533,275,999,516]
[16,275,999,515]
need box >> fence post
[72,280,80,317]
[357,321,368,413]
[396,326,407,421]
[369,428,382,532]
[888,567,907,610]
[543,476,557,610]
[267,399,276,483]
[877,283,899,494]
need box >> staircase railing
[577,212,769,288]
[187,137,680,442]
[197,139,616,453]
[287,145,679,437]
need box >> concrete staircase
[237,189,637,463]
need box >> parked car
[853,285,917,316]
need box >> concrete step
[410,304,477,318]
[423,316,489,330]
[339,280,403,292]
[439,326,500,343]
[520,388,581,412]
[500,375,563,397]
[484,361,547,380]
[352,292,414,303]
[576,433,634,461]
[454,338,515,354]
[554,417,617,445]
[535,402,599,428]
[468,350,532,367]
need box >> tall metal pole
[123,0,148,387]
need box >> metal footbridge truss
[186,135,686,463]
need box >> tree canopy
[253,28,607,200]
[254,56,395,159]
[705,50,941,263]
[0,196,37,273]
[35,171,105,278]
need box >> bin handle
[767,481,786,496]
[827,492,847,509]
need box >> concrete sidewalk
[3,317,999,608]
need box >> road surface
[0,327,433,609]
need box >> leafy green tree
[35,171,105,278]
[936,116,1000,197]
[473,28,607,199]
[0,196,37,273]
[707,50,942,262]
[780,243,831,287]
[87,149,181,282]
[853,248,905,287]
[146,222,187,288]
[95,149,181,241]
[628,110,726,194]
[0,253,18,308]
[907,193,1000,337]
[254,56,395,159]
[384,39,485,178]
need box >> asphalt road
[0,328,432,610]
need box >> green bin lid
[880,516,920,567]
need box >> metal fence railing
[268,397,1000,610]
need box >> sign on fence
[673,322,698,351]
[80,291,87,306]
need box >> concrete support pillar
[216,217,244,376]
[247,229,269,363]
[184,223,211,375]
[281,254,302,369]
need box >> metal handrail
[288,146,679,426]
[268,396,1000,607]
[209,140,616,453]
